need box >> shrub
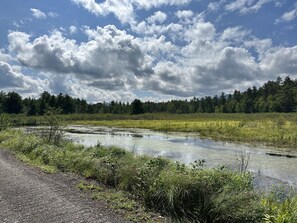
[0,114,10,131]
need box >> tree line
[0,76,297,115]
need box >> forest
[0,76,296,115]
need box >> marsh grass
[59,113,297,150]
[0,129,296,222]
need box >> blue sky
[0,0,297,102]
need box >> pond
[63,125,297,190]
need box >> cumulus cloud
[6,11,297,99]
[0,51,44,94]
[260,46,297,75]
[71,0,191,24]
[8,26,153,93]
[221,26,250,43]
[275,3,297,23]
[147,11,167,24]
[226,0,272,14]
[176,10,194,19]
[0,61,25,88]
[30,8,47,19]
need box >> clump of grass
[78,181,163,223]
[16,153,57,173]
[77,182,103,191]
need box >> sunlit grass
[68,113,297,151]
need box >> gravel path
[0,149,128,223]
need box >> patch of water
[64,125,297,189]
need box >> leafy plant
[40,108,65,145]
[262,192,297,223]
[0,113,10,131]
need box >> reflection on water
[63,125,297,189]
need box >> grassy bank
[0,129,296,222]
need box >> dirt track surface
[0,149,128,223]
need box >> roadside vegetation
[0,116,296,222]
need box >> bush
[0,114,10,131]
[40,108,64,145]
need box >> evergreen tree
[131,99,144,115]
[3,92,23,114]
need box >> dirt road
[0,149,128,223]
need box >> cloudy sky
[0,0,297,102]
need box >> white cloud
[184,21,216,42]
[69,26,78,34]
[147,11,167,24]
[226,0,272,14]
[131,21,183,38]
[8,26,153,92]
[30,8,47,19]
[0,61,25,88]
[71,0,191,24]
[48,12,59,18]
[133,0,191,10]
[0,51,44,93]
[176,10,194,19]
[5,11,297,100]
[276,3,297,23]
[260,46,297,75]
[221,26,250,42]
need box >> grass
[16,153,57,173]
[0,128,296,222]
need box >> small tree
[41,108,64,145]
[0,114,10,131]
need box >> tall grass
[1,129,296,222]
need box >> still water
[64,125,297,189]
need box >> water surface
[64,125,297,189]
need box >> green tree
[27,98,38,116]
[131,99,144,115]
[3,91,23,114]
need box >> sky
[0,0,297,103]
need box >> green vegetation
[0,128,296,223]
[262,192,297,223]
